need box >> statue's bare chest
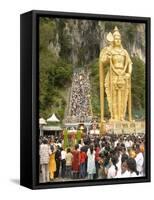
[112,54,125,69]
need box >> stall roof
[43,126,62,131]
[47,113,60,122]
[39,117,47,125]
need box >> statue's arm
[120,50,133,76]
[126,51,133,75]
[99,48,110,64]
[128,62,132,74]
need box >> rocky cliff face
[48,18,145,66]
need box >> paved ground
[39,167,104,183]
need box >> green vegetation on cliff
[39,18,72,120]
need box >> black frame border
[20,10,151,190]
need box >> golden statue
[99,26,132,127]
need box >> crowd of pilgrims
[39,133,145,183]
[69,70,92,121]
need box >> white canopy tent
[39,118,47,136]
[39,117,47,125]
[47,113,60,122]
[39,114,61,137]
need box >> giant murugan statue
[99,26,132,125]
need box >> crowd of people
[69,70,92,122]
[39,133,145,183]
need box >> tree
[39,18,73,120]
[76,130,81,143]
[63,129,69,149]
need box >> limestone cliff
[47,18,145,66]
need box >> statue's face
[113,35,121,47]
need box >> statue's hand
[107,53,112,60]
[125,73,130,79]
[119,71,125,75]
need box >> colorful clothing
[72,150,80,172]
[49,153,56,179]
[87,149,96,174]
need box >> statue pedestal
[105,121,145,135]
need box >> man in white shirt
[120,161,130,178]
[129,139,133,148]
[107,156,118,179]
[39,139,51,183]
[114,139,119,148]
[135,144,144,176]
[115,154,130,178]
[108,165,117,178]
[125,139,131,149]
[61,148,66,178]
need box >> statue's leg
[120,88,125,121]
[113,87,118,120]
[118,88,122,121]
[123,80,130,121]
[111,86,114,120]
[110,86,114,120]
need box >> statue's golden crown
[113,26,121,37]
[106,26,121,42]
